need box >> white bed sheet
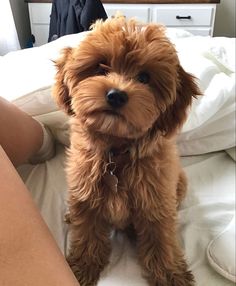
[17,147,235,286]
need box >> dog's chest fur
[102,151,132,229]
[67,138,179,230]
[104,185,130,229]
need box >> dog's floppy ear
[53,47,74,115]
[157,65,201,137]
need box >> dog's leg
[67,207,111,286]
[176,169,188,207]
[134,215,195,286]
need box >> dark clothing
[48,0,107,42]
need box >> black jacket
[48,0,107,42]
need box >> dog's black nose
[106,89,128,108]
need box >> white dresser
[104,3,217,36]
[27,1,218,47]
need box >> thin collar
[109,146,130,157]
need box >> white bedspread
[17,148,235,286]
[1,28,235,285]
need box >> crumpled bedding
[17,148,235,286]
[1,28,235,285]
[1,30,234,155]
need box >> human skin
[0,97,79,286]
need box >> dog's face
[53,18,200,140]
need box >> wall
[214,0,235,37]
[9,0,32,48]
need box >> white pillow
[0,32,87,101]
[172,36,236,155]
[12,86,56,116]
[177,72,235,155]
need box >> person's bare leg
[0,147,79,286]
[0,98,79,285]
[0,97,43,167]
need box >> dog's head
[53,17,201,140]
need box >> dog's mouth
[82,108,141,138]
[80,105,150,139]
[102,109,121,117]
[88,108,124,120]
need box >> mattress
[1,28,235,285]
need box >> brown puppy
[53,17,201,286]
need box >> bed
[0,28,235,285]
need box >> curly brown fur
[53,17,201,286]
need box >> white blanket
[17,148,235,286]
[1,29,235,285]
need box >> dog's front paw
[150,270,195,286]
[168,270,195,286]
[67,256,100,286]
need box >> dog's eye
[97,65,106,75]
[96,63,110,76]
[137,72,150,84]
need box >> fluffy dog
[53,17,201,286]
